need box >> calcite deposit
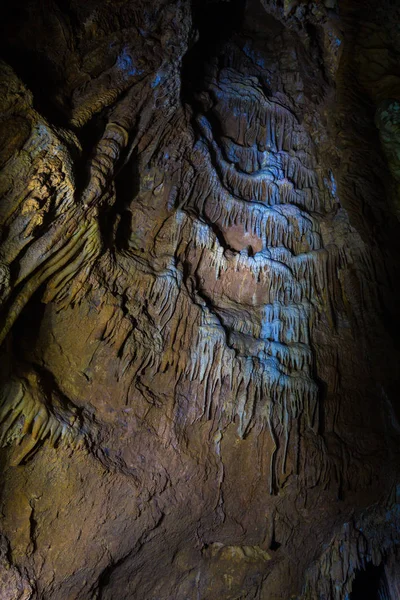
[0,0,400,598]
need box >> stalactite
[0,377,85,465]
[299,490,400,600]
[1,1,398,599]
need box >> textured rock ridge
[0,0,400,598]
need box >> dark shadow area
[0,286,47,501]
[0,4,68,128]
[181,0,246,107]
[350,562,390,600]
[191,0,246,58]
[110,148,142,252]
[11,287,46,358]
[0,0,85,128]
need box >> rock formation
[0,0,400,598]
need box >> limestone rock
[0,0,400,598]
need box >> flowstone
[0,0,400,598]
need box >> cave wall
[0,1,400,599]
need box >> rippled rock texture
[1,0,400,598]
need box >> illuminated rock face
[0,1,400,599]
[183,57,325,444]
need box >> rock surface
[0,0,400,598]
